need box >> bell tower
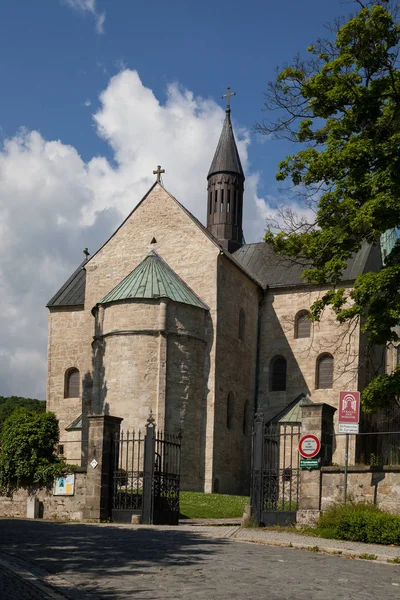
[207,88,245,253]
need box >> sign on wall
[338,391,360,434]
[53,474,75,496]
[298,434,321,459]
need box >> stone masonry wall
[258,285,361,464]
[166,303,207,491]
[47,307,94,465]
[321,466,400,515]
[48,184,220,489]
[213,256,260,495]
[0,470,87,521]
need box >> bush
[0,408,65,493]
[316,502,400,545]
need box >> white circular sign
[298,434,321,459]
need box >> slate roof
[99,250,208,310]
[47,259,87,308]
[233,241,378,289]
[208,109,244,179]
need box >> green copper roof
[277,395,313,424]
[99,251,207,309]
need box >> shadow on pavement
[0,520,229,599]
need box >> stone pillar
[297,403,336,527]
[84,415,123,521]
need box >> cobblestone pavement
[0,519,400,599]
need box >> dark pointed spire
[208,109,244,179]
[206,90,245,253]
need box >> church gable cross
[222,87,236,110]
[153,165,165,183]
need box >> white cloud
[0,69,305,399]
[62,0,105,34]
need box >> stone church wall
[212,256,259,495]
[166,303,208,491]
[47,307,94,465]
[258,284,361,463]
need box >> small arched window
[270,356,287,392]
[316,354,334,389]
[238,308,245,341]
[295,310,311,339]
[65,368,80,398]
[227,392,235,430]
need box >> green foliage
[0,408,64,493]
[0,396,45,434]
[257,0,400,410]
[315,502,400,545]
[179,492,249,519]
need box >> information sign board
[53,474,75,496]
[339,391,360,424]
[300,459,319,470]
[298,434,321,459]
[338,423,359,434]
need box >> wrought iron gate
[251,414,300,526]
[111,415,181,525]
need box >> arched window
[270,356,287,391]
[295,310,311,339]
[65,368,80,398]
[243,400,249,435]
[227,392,235,429]
[316,354,334,389]
[238,308,245,341]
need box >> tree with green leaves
[0,408,64,494]
[256,0,400,410]
[0,396,45,434]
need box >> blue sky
[0,0,348,188]
[0,0,355,398]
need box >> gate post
[84,415,123,521]
[298,403,336,527]
[251,412,264,526]
[142,413,156,524]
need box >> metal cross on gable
[153,165,165,183]
[222,87,236,110]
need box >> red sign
[339,391,360,423]
[298,434,321,459]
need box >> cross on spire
[222,87,236,112]
[153,165,165,183]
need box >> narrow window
[238,308,245,341]
[209,192,212,215]
[214,189,218,212]
[65,368,80,398]
[295,310,311,339]
[233,191,237,225]
[270,356,287,392]
[316,354,334,389]
[227,392,235,429]
[227,189,231,212]
[243,400,249,435]
[220,189,224,212]
[58,445,64,456]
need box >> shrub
[0,408,65,493]
[316,502,400,545]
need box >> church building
[46,99,382,495]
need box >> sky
[0,0,355,399]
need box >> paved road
[0,520,399,599]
